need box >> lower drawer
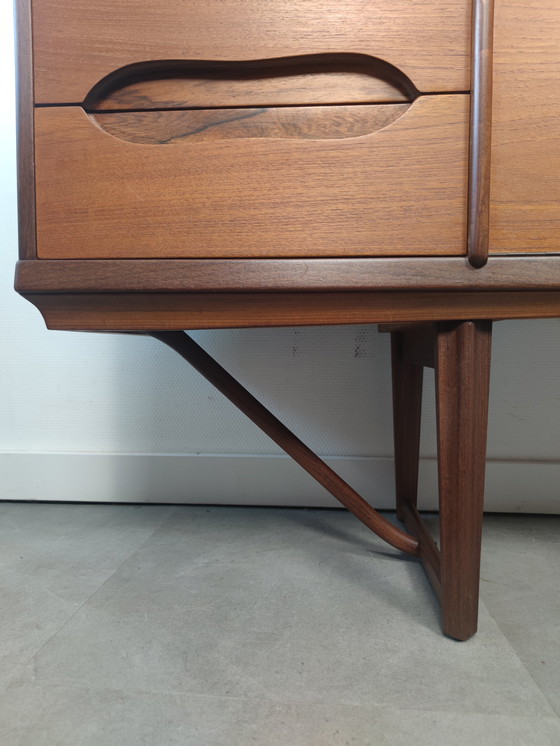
[35,95,468,259]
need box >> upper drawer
[31,0,471,103]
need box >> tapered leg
[391,332,424,521]
[435,321,492,640]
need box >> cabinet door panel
[490,0,560,253]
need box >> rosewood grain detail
[92,104,410,144]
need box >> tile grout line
[28,507,180,670]
[6,668,560,717]
[479,594,560,720]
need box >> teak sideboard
[14,0,560,640]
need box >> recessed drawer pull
[90,104,411,144]
[84,54,418,111]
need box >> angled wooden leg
[149,330,419,556]
[435,320,492,640]
[385,320,492,640]
[388,324,441,605]
[391,330,425,522]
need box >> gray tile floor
[0,503,558,745]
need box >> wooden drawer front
[32,0,470,103]
[490,0,560,253]
[35,95,468,260]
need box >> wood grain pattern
[92,104,410,144]
[35,95,469,259]
[435,320,492,640]
[21,291,560,332]
[17,257,560,294]
[15,0,36,259]
[88,57,411,110]
[391,320,493,640]
[490,0,560,253]
[32,0,470,103]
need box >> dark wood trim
[14,0,36,260]
[15,255,560,295]
[395,326,435,368]
[390,332,425,522]
[467,0,495,268]
[379,322,435,333]
[435,321,492,639]
[20,290,560,331]
[391,321,492,639]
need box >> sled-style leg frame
[388,320,493,640]
[148,321,491,640]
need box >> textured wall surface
[1,6,559,511]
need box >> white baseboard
[0,453,558,513]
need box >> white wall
[1,4,559,512]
